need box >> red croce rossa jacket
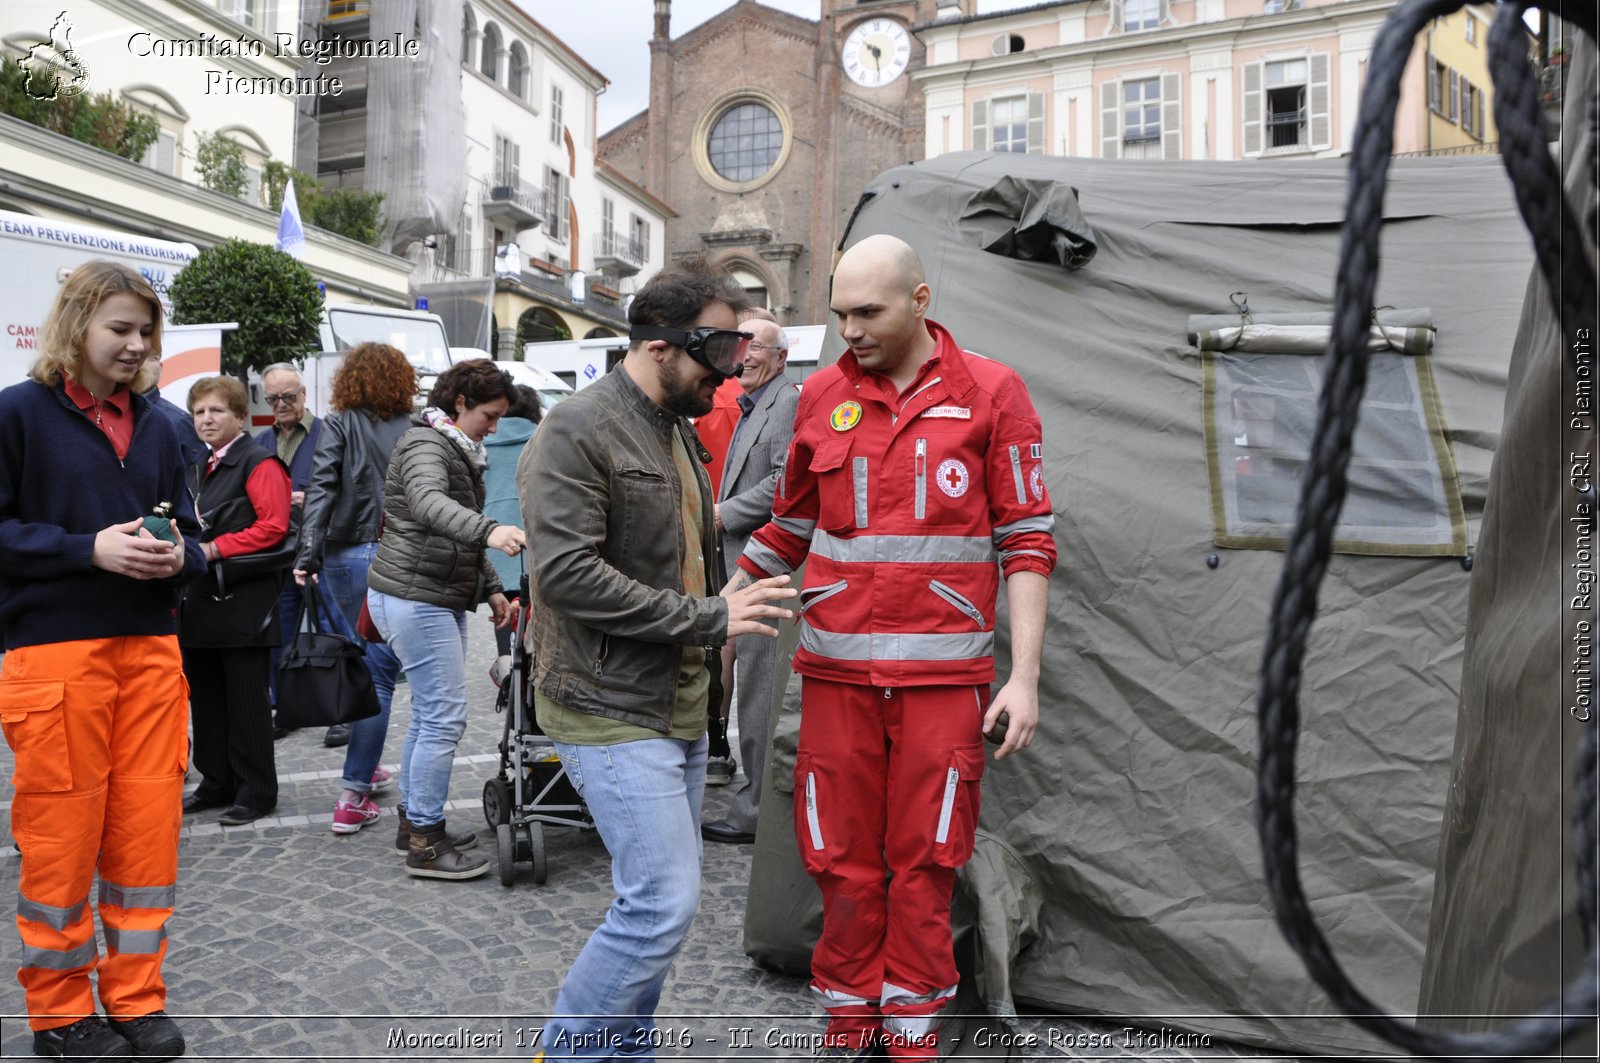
[738,319,1057,688]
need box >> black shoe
[180,792,229,815]
[272,726,290,740]
[218,804,272,826]
[107,1011,185,1061]
[32,1015,133,1059]
[323,723,351,747]
[701,819,756,845]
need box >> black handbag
[274,580,381,729]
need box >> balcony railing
[482,181,547,228]
[1266,107,1307,149]
[593,231,644,277]
[1393,141,1501,158]
[431,245,628,325]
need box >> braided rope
[1256,1,1598,1058]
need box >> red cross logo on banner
[936,458,970,498]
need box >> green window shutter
[1027,91,1045,154]
[1109,0,1125,32]
[1309,52,1331,148]
[1426,55,1439,112]
[971,99,989,152]
[1242,61,1263,155]
[1161,72,1182,159]
[1447,68,1459,122]
[1100,80,1121,159]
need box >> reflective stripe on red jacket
[738,320,1056,687]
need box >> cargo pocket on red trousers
[0,680,71,792]
[932,743,986,868]
[794,749,833,874]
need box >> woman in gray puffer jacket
[366,359,525,881]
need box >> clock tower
[599,0,976,324]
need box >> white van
[0,209,199,391]
[521,323,826,392]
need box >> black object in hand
[983,710,1010,745]
[140,501,179,544]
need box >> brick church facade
[599,0,971,324]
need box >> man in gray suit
[701,315,801,844]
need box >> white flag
[276,178,308,259]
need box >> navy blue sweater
[0,379,205,650]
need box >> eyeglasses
[263,391,303,405]
[747,342,786,354]
[630,325,751,379]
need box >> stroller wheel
[496,822,515,887]
[483,778,513,829]
[522,822,547,885]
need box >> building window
[1125,0,1160,31]
[1465,14,1477,45]
[1262,0,1303,12]
[990,33,1024,56]
[480,22,501,82]
[707,101,783,182]
[508,42,528,99]
[550,84,564,145]
[494,133,519,186]
[220,0,258,30]
[1426,54,1450,115]
[1123,78,1161,143]
[1264,59,1308,148]
[543,166,569,242]
[991,96,1028,153]
[630,214,651,261]
[1460,79,1484,139]
[601,198,615,244]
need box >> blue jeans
[319,543,401,795]
[365,589,468,827]
[542,733,708,1061]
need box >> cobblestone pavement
[0,613,1281,1062]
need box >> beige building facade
[916,0,1503,163]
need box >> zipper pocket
[797,578,849,616]
[929,579,985,627]
[592,633,609,678]
[914,438,927,520]
[805,772,825,851]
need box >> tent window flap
[1192,310,1468,556]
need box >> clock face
[842,18,911,88]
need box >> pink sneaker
[369,767,394,796]
[331,794,381,835]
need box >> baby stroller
[481,563,592,886]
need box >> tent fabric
[1417,39,1598,1058]
[1187,309,1436,356]
[742,149,1534,1055]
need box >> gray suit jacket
[717,378,801,553]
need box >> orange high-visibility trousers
[0,635,187,1031]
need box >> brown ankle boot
[406,819,489,880]
[394,807,478,853]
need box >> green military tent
[740,147,1547,1055]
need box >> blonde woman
[0,260,203,1060]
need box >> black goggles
[630,325,751,379]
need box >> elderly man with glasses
[253,363,333,742]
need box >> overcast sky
[532,1,1033,134]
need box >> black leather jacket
[294,407,411,572]
[516,366,729,733]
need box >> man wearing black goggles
[628,325,752,380]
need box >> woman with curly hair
[293,342,415,836]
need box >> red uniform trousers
[0,636,187,1030]
[795,677,987,1061]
